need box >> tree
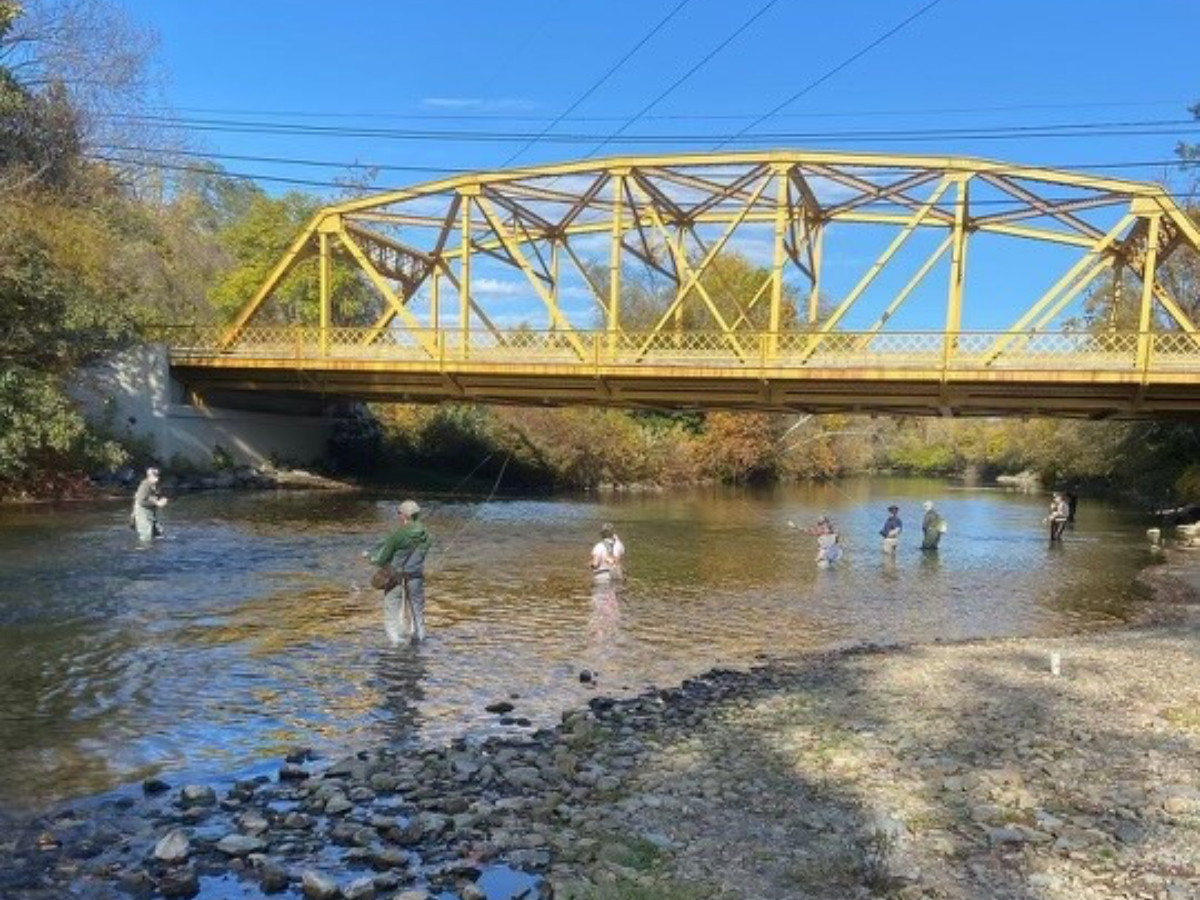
[208,192,381,326]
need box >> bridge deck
[167,328,1200,418]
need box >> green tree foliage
[208,192,380,325]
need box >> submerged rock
[157,866,199,899]
[153,828,190,864]
[216,833,266,856]
[179,785,216,806]
[301,870,340,900]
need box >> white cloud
[420,97,537,112]
[473,277,527,297]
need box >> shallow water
[0,477,1153,810]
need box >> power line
[91,143,1192,178]
[136,97,1192,123]
[715,0,949,149]
[583,0,785,159]
[87,153,1200,206]
[90,112,1200,145]
[502,0,695,166]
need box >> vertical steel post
[609,170,627,358]
[1108,254,1122,333]
[769,165,789,358]
[318,230,331,356]
[550,239,560,334]
[944,177,970,365]
[807,225,823,325]
[1136,214,1162,372]
[460,190,475,360]
[430,266,441,348]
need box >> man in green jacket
[369,499,431,644]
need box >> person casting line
[131,467,169,542]
[369,500,432,645]
[880,505,903,554]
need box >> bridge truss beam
[189,150,1200,418]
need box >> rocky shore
[3,561,1199,900]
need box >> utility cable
[574,0,784,159]
[87,154,1199,204]
[90,143,1195,178]
[502,0,695,166]
[131,97,1192,124]
[87,113,1200,145]
[715,0,948,149]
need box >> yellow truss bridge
[168,151,1200,419]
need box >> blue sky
[117,0,1200,332]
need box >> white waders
[383,575,427,645]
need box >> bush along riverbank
[4,563,1200,900]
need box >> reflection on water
[0,478,1152,810]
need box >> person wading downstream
[130,467,168,542]
[369,500,431,645]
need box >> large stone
[153,828,191,864]
[301,870,340,900]
[179,785,216,806]
[158,866,200,899]
[216,833,267,856]
[343,876,376,900]
[239,810,270,835]
[260,862,290,893]
[505,766,544,789]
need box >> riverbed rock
[153,828,191,863]
[279,763,310,782]
[301,870,340,899]
[179,785,215,806]
[142,778,170,796]
[216,833,266,856]
[343,876,376,900]
[486,701,515,715]
[239,810,270,835]
[157,866,199,898]
[259,861,290,893]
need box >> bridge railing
[155,326,1200,375]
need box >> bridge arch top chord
[194,150,1200,418]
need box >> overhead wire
[90,143,1195,176]
[87,154,1200,205]
[581,0,785,159]
[713,0,949,149]
[131,97,1194,124]
[88,112,1200,144]
[502,0,695,166]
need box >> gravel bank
[3,561,1198,900]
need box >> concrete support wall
[74,345,337,468]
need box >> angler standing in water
[920,500,946,551]
[369,500,431,645]
[879,505,903,554]
[130,467,168,542]
[805,516,843,568]
[590,524,625,583]
[1046,493,1070,543]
